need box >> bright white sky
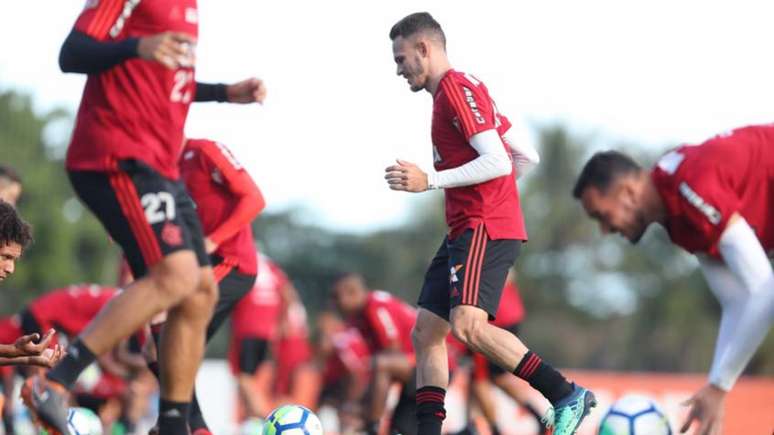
[2,1,773,233]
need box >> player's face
[580,183,648,243]
[0,242,22,281]
[0,182,22,207]
[393,36,428,92]
[332,277,367,316]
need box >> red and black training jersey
[432,69,527,241]
[180,139,263,275]
[351,291,416,357]
[652,124,774,257]
[66,0,199,180]
[28,285,117,337]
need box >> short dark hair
[572,151,642,199]
[0,165,21,185]
[389,12,446,48]
[0,201,32,249]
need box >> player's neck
[426,60,452,95]
[641,174,667,224]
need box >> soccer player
[23,2,265,434]
[573,124,774,435]
[0,201,31,285]
[229,253,289,421]
[331,273,419,435]
[0,166,22,206]
[164,137,264,435]
[384,12,595,435]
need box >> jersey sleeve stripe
[86,0,123,39]
[441,77,478,137]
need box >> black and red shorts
[418,223,521,321]
[68,159,209,280]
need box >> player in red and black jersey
[331,273,419,435]
[228,253,288,421]
[574,124,774,435]
[385,13,595,435]
[22,2,265,434]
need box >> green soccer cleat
[552,384,597,435]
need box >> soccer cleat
[539,406,555,434]
[192,428,213,435]
[20,376,71,435]
[552,384,596,435]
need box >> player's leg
[390,372,418,435]
[23,166,206,434]
[235,337,274,419]
[156,185,217,435]
[189,265,255,434]
[485,325,553,435]
[447,225,595,435]
[365,352,413,433]
[469,354,500,434]
[413,238,453,435]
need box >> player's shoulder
[444,69,486,88]
[369,290,395,304]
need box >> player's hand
[13,329,55,357]
[23,345,65,369]
[204,237,217,254]
[137,32,196,69]
[385,159,428,193]
[226,78,267,104]
[680,384,726,435]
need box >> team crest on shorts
[161,222,183,247]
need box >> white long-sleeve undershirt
[697,217,774,391]
[427,129,540,189]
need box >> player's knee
[450,308,486,348]
[195,268,218,307]
[150,252,201,305]
[412,309,450,350]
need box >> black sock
[158,399,190,435]
[46,339,97,389]
[490,424,501,435]
[416,386,446,435]
[513,351,573,405]
[188,390,208,431]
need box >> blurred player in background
[316,311,371,434]
[574,124,774,435]
[385,12,594,435]
[24,1,265,433]
[18,284,151,432]
[272,295,321,411]
[331,273,419,435]
[229,254,290,421]
[0,166,22,207]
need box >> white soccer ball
[240,417,266,435]
[262,405,323,435]
[598,394,672,435]
[67,407,103,435]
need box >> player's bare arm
[0,329,56,358]
[0,345,65,368]
[680,384,725,435]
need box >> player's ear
[416,40,429,57]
